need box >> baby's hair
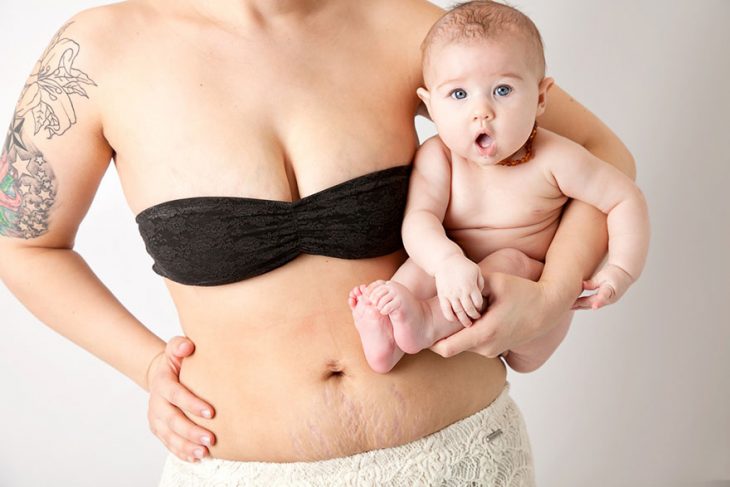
[422,1,546,79]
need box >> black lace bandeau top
[135,164,411,286]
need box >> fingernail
[201,436,211,445]
[177,343,188,353]
[194,448,205,458]
[201,409,212,419]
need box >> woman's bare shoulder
[51,2,146,61]
[367,0,444,36]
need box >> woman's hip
[158,382,534,486]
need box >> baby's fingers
[591,284,616,309]
[439,296,457,323]
[450,297,473,327]
[459,295,481,323]
[470,287,484,313]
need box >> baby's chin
[451,144,504,167]
[457,151,501,168]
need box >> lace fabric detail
[157,383,534,486]
[135,165,411,286]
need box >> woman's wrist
[143,349,166,393]
[538,274,582,315]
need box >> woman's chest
[98,20,420,214]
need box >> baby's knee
[503,350,546,374]
[481,248,541,280]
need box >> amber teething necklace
[497,121,538,167]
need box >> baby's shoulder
[416,135,451,160]
[534,127,586,157]
[532,127,590,172]
[413,136,453,176]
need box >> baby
[348,0,650,374]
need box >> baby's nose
[472,103,493,121]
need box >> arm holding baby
[542,132,650,310]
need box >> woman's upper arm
[537,83,636,180]
[0,12,114,251]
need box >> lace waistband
[158,382,535,486]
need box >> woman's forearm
[539,200,607,308]
[538,84,637,310]
[1,246,165,391]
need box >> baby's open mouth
[475,132,496,157]
[476,133,493,148]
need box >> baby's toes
[375,291,395,311]
[381,297,401,315]
[367,283,390,303]
[348,286,364,309]
[365,280,387,295]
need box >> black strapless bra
[135,164,411,286]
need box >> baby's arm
[545,133,650,309]
[401,137,484,326]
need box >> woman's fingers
[166,335,195,365]
[582,279,599,291]
[430,323,482,358]
[156,337,215,419]
[572,283,616,310]
[151,401,211,462]
[161,369,216,420]
[147,335,218,462]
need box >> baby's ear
[536,77,555,116]
[416,87,432,111]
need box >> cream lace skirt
[158,382,534,486]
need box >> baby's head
[418,1,554,166]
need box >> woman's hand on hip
[430,272,570,358]
[146,336,217,463]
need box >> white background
[1,1,728,486]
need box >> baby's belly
[170,254,506,462]
[448,217,561,263]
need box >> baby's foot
[366,281,433,354]
[348,284,403,373]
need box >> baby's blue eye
[450,89,467,100]
[494,85,512,97]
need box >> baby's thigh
[391,258,436,300]
[479,248,544,282]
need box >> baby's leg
[365,259,464,354]
[349,284,404,374]
[348,259,444,373]
[503,311,573,373]
[478,248,573,373]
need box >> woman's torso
[97,0,506,461]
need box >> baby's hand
[434,255,485,327]
[572,263,635,310]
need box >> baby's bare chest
[444,158,567,230]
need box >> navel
[323,359,346,380]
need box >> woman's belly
[169,252,507,462]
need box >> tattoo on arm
[1,21,97,239]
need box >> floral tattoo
[1,21,96,238]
